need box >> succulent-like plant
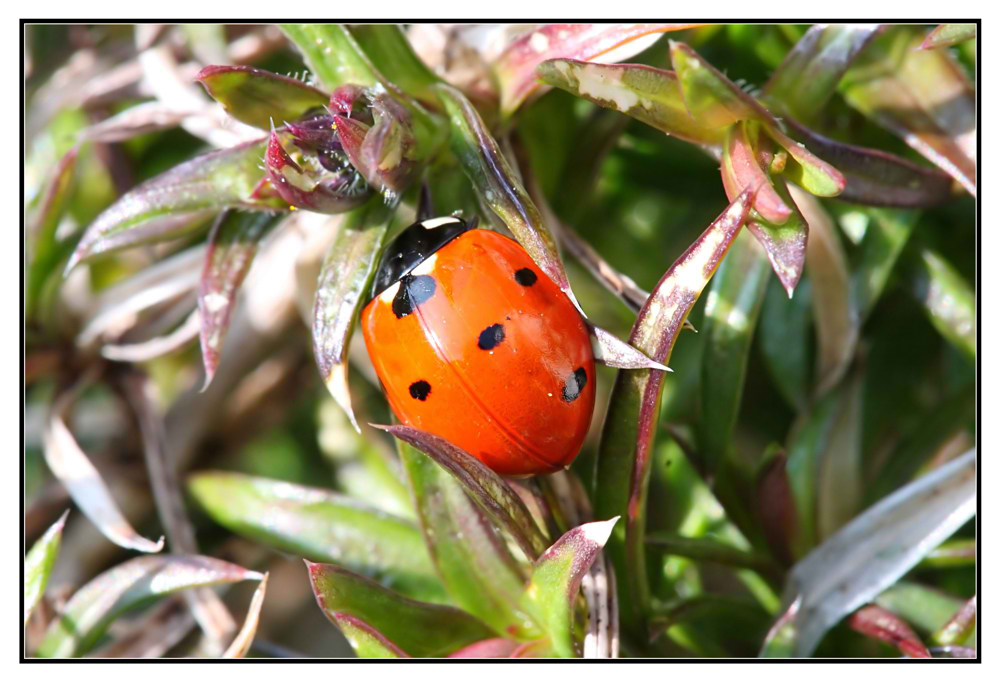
[24,23,976,659]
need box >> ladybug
[361,216,596,476]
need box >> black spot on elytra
[477,323,505,350]
[561,367,588,402]
[514,267,538,286]
[392,274,436,318]
[409,380,431,401]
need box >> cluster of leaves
[24,23,975,659]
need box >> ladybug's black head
[369,215,474,300]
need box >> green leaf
[331,615,410,657]
[198,211,283,389]
[196,65,329,131]
[522,518,618,658]
[761,449,975,657]
[782,120,956,208]
[346,25,442,107]
[279,24,379,91]
[36,554,262,658]
[537,59,722,148]
[498,24,693,116]
[312,198,396,431]
[699,229,770,476]
[908,248,976,361]
[763,25,879,122]
[920,24,976,50]
[595,188,753,639]
[919,539,976,569]
[376,425,549,560]
[759,275,812,412]
[745,175,809,298]
[841,26,976,196]
[308,561,494,657]
[24,510,69,626]
[876,582,970,638]
[187,471,445,603]
[670,40,778,130]
[435,83,579,309]
[931,596,975,647]
[396,439,540,640]
[65,139,284,273]
[766,125,846,198]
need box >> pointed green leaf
[376,425,549,560]
[328,614,409,657]
[187,471,445,603]
[313,198,396,431]
[759,276,812,412]
[396,439,540,640]
[65,139,284,273]
[196,65,329,131]
[199,211,283,389]
[522,518,619,658]
[876,582,973,642]
[36,554,262,658]
[763,24,880,122]
[24,510,69,626]
[699,229,770,476]
[841,27,976,196]
[920,24,976,50]
[279,24,379,91]
[782,120,956,208]
[932,596,976,647]
[766,125,846,198]
[308,561,494,657]
[745,175,809,297]
[595,189,753,638]
[537,59,722,148]
[670,40,779,130]
[435,83,580,310]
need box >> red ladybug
[361,216,596,476]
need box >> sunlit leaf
[875,582,970,638]
[36,555,262,658]
[396,439,540,639]
[328,614,409,657]
[187,471,445,603]
[920,24,976,50]
[199,211,282,389]
[670,40,778,130]
[449,638,520,658]
[376,424,549,560]
[280,24,379,91]
[222,572,268,658]
[44,385,164,554]
[496,24,693,116]
[24,510,68,626]
[745,176,809,298]
[763,24,880,122]
[765,125,845,198]
[522,518,619,658]
[761,449,975,657]
[721,122,792,225]
[196,65,329,131]
[313,199,396,431]
[841,26,976,196]
[589,324,670,371]
[595,188,753,638]
[537,59,722,148]
[435,83,581,311]
[699,229,770,476]
[308,561,494,657]
[849,605,931,658]
[932,596,975,647]
[65,139,284,273]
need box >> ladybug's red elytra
[361,216,596,476]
